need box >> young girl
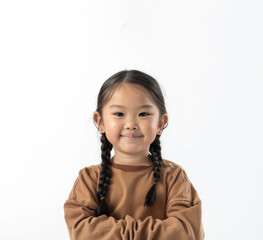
[64,70,205,240]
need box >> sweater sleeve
[64,166,205,240]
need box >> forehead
[104,83,156,108]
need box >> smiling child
[64,70,205,240]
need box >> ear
[93,111,104,133]
[157,113,168,133]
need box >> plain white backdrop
[0,0,262,239]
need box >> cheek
[105,118,120,132]
[144,120,159,133]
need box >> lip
[121,135,143,140]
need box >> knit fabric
[64,159,205,240]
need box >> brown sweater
[64,159,205,240]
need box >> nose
[124,118,138,130]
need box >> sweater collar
[110,162,152,172]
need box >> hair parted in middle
[94,69,168,217]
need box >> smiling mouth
[120,135,143,140]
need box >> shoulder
[69,164,101,199]
[161,159,184,174]
[161,159,190,182]
[67,164,101,204]
[78,163,101,183]
[161,159,194,199]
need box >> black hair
[94,70,168,216]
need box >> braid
[144,135,162,207]
[96,133,113,216]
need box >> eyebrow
[109,104,154,109]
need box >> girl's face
[94,83,168,162]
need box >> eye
[113,112,124,117]
[139,112,149,117]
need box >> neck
[111,153,152,166]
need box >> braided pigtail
[96,133,113,216]
[144,135,162,207]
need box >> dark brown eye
[139,112,149,117]
[114,112,124,117]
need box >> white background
[0,0,262,239]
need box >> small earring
[158,129,162,135]
[99,128,104,133]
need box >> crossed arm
[64,168,205,240]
